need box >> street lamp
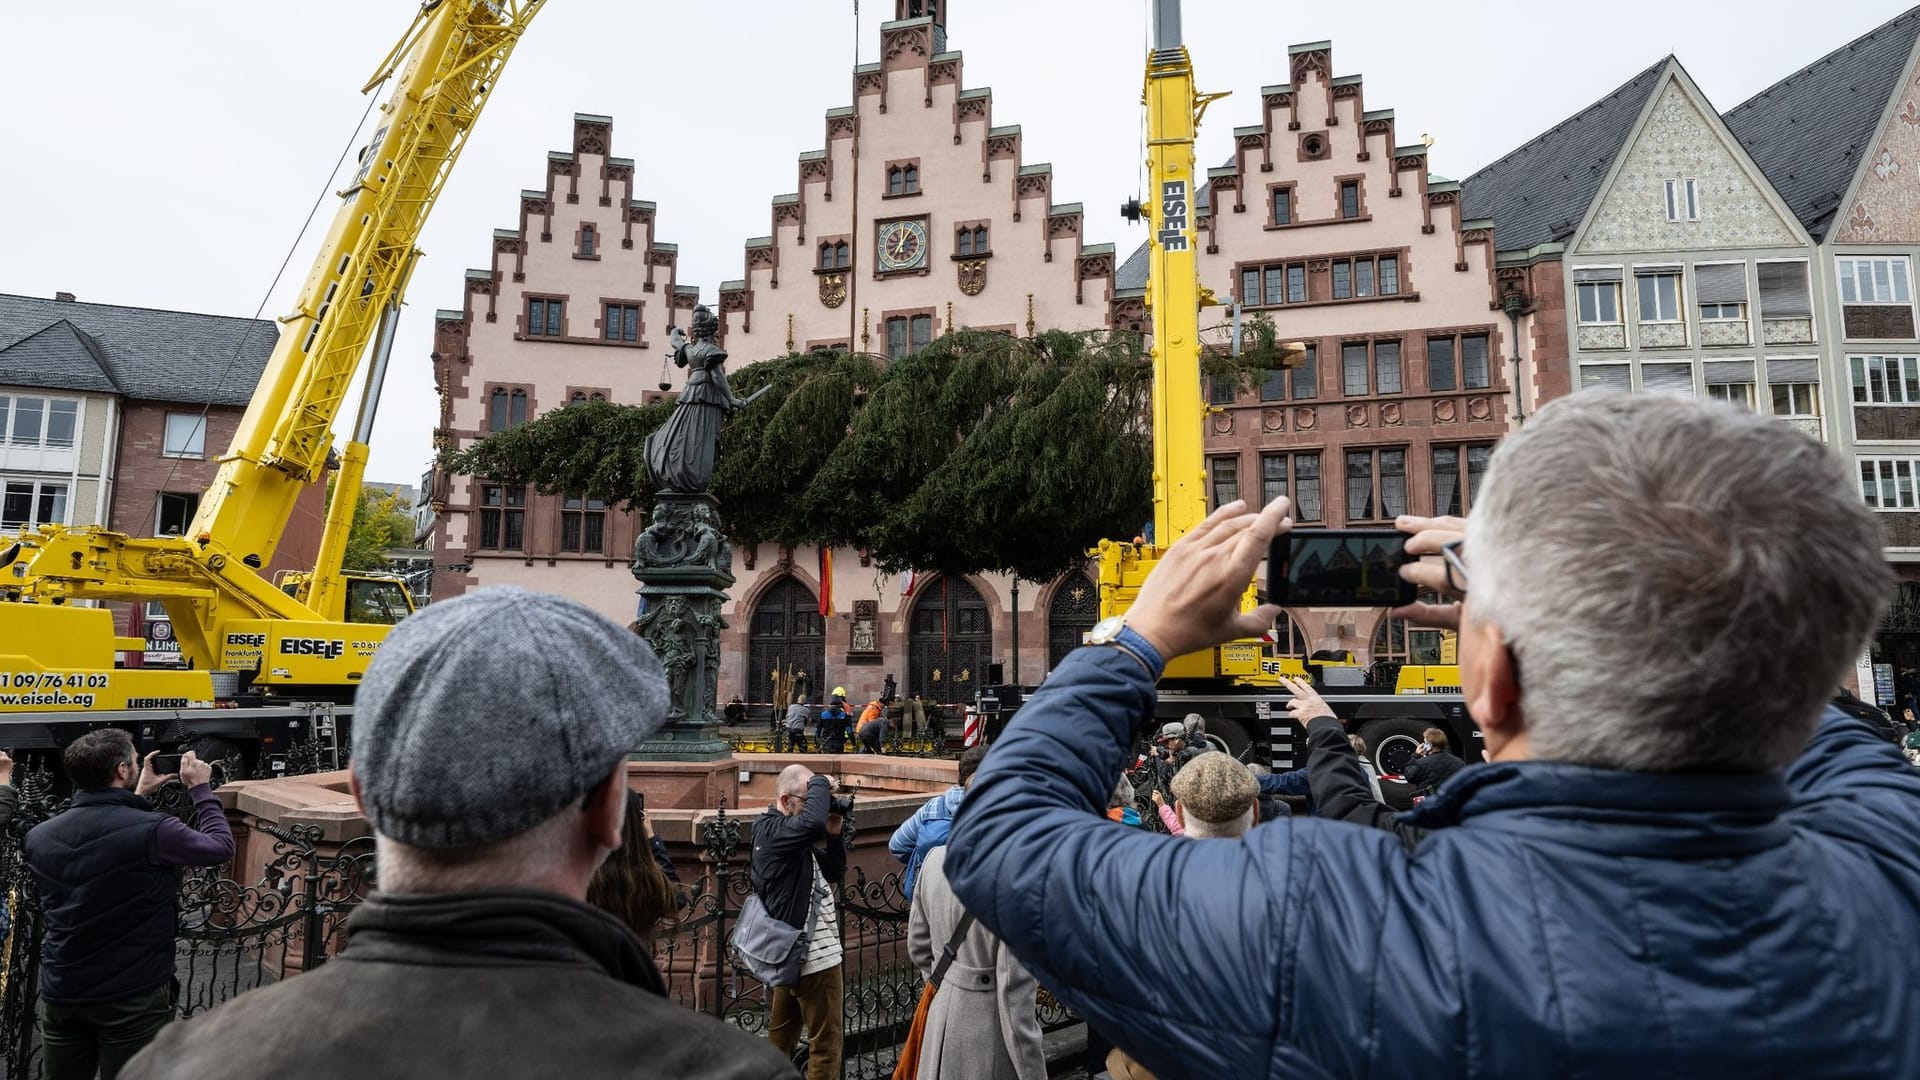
[1501,289,1529,425]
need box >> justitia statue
[645,305,738,492]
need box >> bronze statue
[645,306,738,492]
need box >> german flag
[818,547,834,617]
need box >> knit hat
[1169,751,1258,824]
[352,586,669,849]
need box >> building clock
[876,218,930,273]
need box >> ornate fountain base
[629,491,734,762]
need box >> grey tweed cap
[352,586,669,849]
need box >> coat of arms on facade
[957,260,988,297]
[819,273,848,308]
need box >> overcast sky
[2,0,1909,485]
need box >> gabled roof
[0,320,123,395]
[0,294,277,407]
[1461,59,1670,252]
[1723,5,1920,241]
[1115,240,1151,292]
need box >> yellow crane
[1097,0,1473,784]
[0,0,545,711]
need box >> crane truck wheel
[1354,718,1435,777]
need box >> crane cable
[143,87,386,539]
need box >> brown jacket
[122,889,796,1080]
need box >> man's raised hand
[1127,498,1291,662]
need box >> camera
[829,793,856,816]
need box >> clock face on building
[876,218,930,272]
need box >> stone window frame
[484,382,536,433]
[1336,174,1368,221]
[884,158,922,199]
[817,235,853,272]
[805,339,852,353]
[575,221,602,260]
[953,220,992,258]
[1207,452,1241,509]
[881,307,939,357]
[475,481,529,551]
[1298,131,1331,163]
[1424,330,1497,394]
[1340,337,1406,398]
[1259,451,1324,522]
[557,492,610,554]
[597,297,645,345]
[1430,443,1495,517]
[565,386,612,408]
[1343,444,1411,524]
[1267,183,1296,228]
[521,293,570,339]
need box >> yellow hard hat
[832,685,847,698]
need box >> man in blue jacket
[945,393,1920,1078]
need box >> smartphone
[1268,528,1418,608]
[149,752,184,775]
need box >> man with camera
[25,735,231,1080]
[753,765,848,1080]
[944,393,1920,1077]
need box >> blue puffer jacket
[945,647,1920,1079]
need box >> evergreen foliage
[441,323,1290,581]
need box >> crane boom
[2,0,543,689]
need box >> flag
[818,546,834,617]
[901,569,917,598]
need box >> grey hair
[776,764,814,800]
[1469,392,1890,772]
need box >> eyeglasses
[1440,538,1468,598]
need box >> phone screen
[1268,529,1418,608]
[149,753,184,775]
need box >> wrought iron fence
[0,774,1069,1080]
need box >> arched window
[579,223,596,257]
[489,387,509,432]
[956,227,974,256]
[509,388,528,427]
[904,164,919,193]
[972,225,988,253]
[1046,572,1099,671]
[590,391,606,403]
[568,391,588,408]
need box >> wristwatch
[1087,616,1165,677]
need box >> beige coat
[907,847,1047,1080]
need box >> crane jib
[1158,179,1189,251]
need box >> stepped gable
[715,11,1117,356]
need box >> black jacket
[1403,750,1466,792]
[24,788,181,1005]
[1303,715,1429,851]
[121,890,796,1080]
[749,776,847,930]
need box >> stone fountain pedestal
[629,491,733,762]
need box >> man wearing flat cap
[123,587,797,1080]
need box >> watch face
[876,219,929,272]
[1088,616,1126,645]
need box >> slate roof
[0,294,277,406]
[1116,240,1151,291]
[1460,59,1670,252]
[1724,5,1920,240]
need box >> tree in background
[441,324,1287,583]
[341,487,415,573]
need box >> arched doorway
[748,577,825,708]
[1047,572,1100,672]
[909,576,992,705]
